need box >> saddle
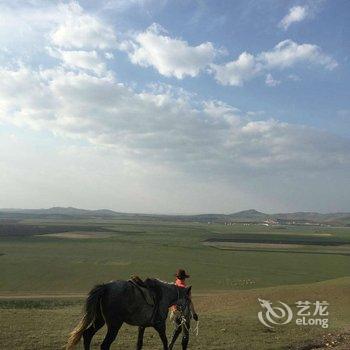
[129,276,155,306]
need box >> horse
[66,278,191,350]
[168,297,193,350]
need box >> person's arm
[190,300,198,321]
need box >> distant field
[0,219,350,292]
[0,218,349,348]
[204,236,350,256]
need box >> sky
[0,0,349,214]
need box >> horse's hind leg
[136,326,145,350]
[100,321,123,350]
[83,318,105,350]
[154,322,168,350]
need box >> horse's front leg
[154,322,168,350]
[181,321,190,350]
[136,326,145,350]
[169,318,182,350]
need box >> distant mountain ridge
[0,207,350,223]
[0,207,123,218]
[0,207,349,225]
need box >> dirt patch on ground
[289,329,350,349]
[204,242,303,249]
[39,231,113,239]
[312,233,333,237]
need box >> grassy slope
[0,277,349,349]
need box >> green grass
[0,277,349,349]
[0,221,349,293]
[0,218,349,348]
[0,299,81,309]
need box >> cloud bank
[0,64,349,177]
[0,1,346,176]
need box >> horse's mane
[156,278,174,286]
[146,278,174,288]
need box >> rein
[172,287,200,337]
[174,314,200,336]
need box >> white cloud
[0,66,56,129]
[279,5,308,30]
[265,73,280,87]
[122,23,218,79]
[287,73,301,81]
[210,52,259,86]
[211,39,337,86]
[103,0,166,11]
[0,1,118,71]
[50,2,116,49]
[259,40,337,70]
[0,65,348,176]
[48,48,107,76]
[105,52,114,59]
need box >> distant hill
[46,207,121,217]
[228,209,269,221]
[0,207,349,226]
[0,207,124,218]
[271,212,350,223]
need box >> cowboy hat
[175,269,190,279]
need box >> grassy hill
[1,277,349,349]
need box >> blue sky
[0,0,349,213]
[98,0,350,132]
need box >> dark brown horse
[66,278,191,350]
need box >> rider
[173,269,198,321]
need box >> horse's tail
[66,284,108,350]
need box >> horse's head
[176,286,192,312]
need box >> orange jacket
[171,278,186,310]
[175,278,186,288]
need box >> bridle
[174,286,191,314]
[172,286,199,336]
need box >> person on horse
[172,269,198,321]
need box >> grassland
[0,218,349,349]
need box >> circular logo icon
[258,298,293,328]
